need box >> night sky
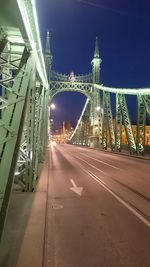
[37,0,150,129]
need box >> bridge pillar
[89,36,102,148]
[89,88,101,148]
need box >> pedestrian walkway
[0,153,49,267]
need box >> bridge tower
[91,36,102,83]
[90,36,102,147]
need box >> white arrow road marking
[70,179,83,196]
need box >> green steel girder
[82,102,91,146]
[102,93,107,149]
[42,89,49,153]
[0,38,8,54]
[51,70,93,83]
[52,82,100,146]
[0,0,49,241]
[102,92,115,150]
[98,111,103,147]
[0,48,33,239]
[95,84,150,96]
[119,94,136,153]
[15,82,49,190]
[115,93,122,151]
[23,64,36,191]
[136,95,146,155]
[89,88,101,148]
[34,86,47,180]
[90,88,100,123]
[77,121,84,145]
[142,95,150,118]
[50,81,93,100]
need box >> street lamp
[96,106,100,111]
[49,102,56,117]
[50,103,56,109]
[49,103,56,141]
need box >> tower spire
[45,31,51,54]
[44,31,53,82]
[91,36,102,83]
[94,35,100,58]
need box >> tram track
[80,165,150,227]
[41,144,150,266]
[109,175,150,202]
[71,153,150,227]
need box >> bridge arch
[49,87,93,103]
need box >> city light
[96,106,100,111]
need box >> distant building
[106,124,150,147]
[52,122,74,143]
[122,125,150,146]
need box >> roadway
[43,143,150,267]
[0,143,150,267]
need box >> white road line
[79,153,120,170]
[73,155,105,174]
[81,167,150,228]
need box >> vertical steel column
[106,92,115,150]
[143,95,150,118]
[1,42,11,105]
[98,108,103,148]
[102,92,115,150]
[84,101,91,146]
[24,63,36,191]
[34,86,46,179]
[0,49,32,239]
[136,95,146,155]
[102,92,108,149]
[42,89,49,152]
[115,93,122,151]
[119,94,136,153]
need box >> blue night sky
[37,0,150,129]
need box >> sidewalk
[0,154,49,267]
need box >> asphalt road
[43,143,150,267]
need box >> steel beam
[115,93,122,151]
[136,95,146,155]
[119,94,136,153]
[0,47,32,239]
[102,92,115,150]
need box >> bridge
[0,1,150,267]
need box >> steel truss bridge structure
[49,38,150,155]
[0,0,150,239]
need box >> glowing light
[15,171,20,175]
[51,103,56,109]
[96,106,100,111]
[52,141,56,146]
